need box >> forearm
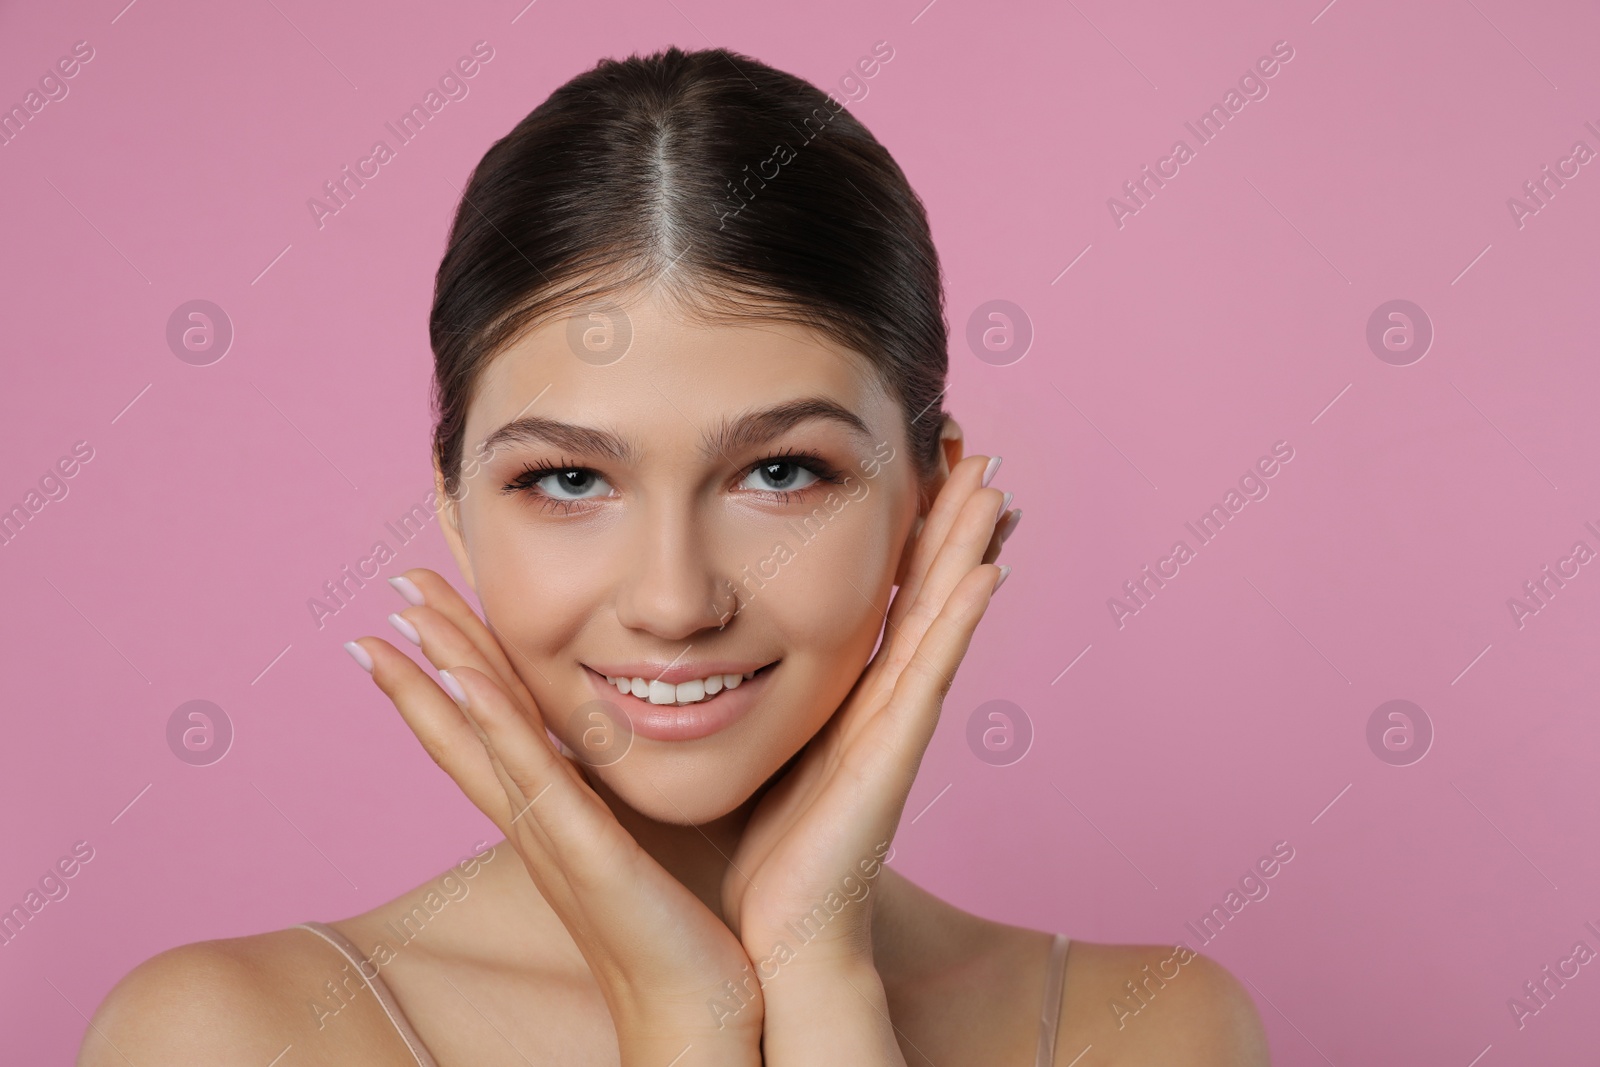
[759,958,908,1067]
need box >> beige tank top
[297,921,1071,1066]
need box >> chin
[583,752,775,826]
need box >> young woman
[81,46,1269,1066]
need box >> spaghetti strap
[1036,933,1072,1067]
[295,921,441,1067]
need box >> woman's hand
[722,453,1015,1063]
[346,569,762,1067]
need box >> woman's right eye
[503,464,614,508]
[536,468,610,500]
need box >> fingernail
[1000,507,1023,543]
[998,490,1013,520]
[388,575,426,606]
[439,669,468,708]
[344,641,374,673]
[993,564,1012,593]
[982,455,1003,487]
[388,612,421,646]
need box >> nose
[612,498,735,641]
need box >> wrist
[759,959,905,1067]
[612,1009,763,1067]
[758,952,885,1016]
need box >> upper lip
[584,660,776,684]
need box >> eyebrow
[477,395,877,467]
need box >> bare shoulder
[1055,940,1271,1066]
[76,926,410,1067]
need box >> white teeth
[602,667,765,706]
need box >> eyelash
[500,449,846,515]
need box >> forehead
[464,291,896,447]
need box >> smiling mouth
[588,662,779,708]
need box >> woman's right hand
[346,567,762,1067]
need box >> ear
[892,415,965,587]
[434,457,478,594]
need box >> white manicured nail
[388,612,421,646]
[1000,508,1023,543]
[994,565,1012,592]
[982,455,1003,487]
[344,642,373,673]
[388,575,425,606]
[439,669,468,708]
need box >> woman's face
[439,286,934,825]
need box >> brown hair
[429,45,948,504]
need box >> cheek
[765,510,896,699]
[465,507,596,645]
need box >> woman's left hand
[723,452,1014,977]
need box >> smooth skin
[78,288,1270,1066]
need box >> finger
[443,666,629,869]
[390,603,538,717]
[392,568,535,705]
[888,454,993,634]
[875,563,1002,764]
[352,636,505,819]
[982,508,1021,566]
[877,484,1006,692]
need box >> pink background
[3,0,1598,1062]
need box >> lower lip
[583,664,775,742]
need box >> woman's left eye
[741,459,823,495]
